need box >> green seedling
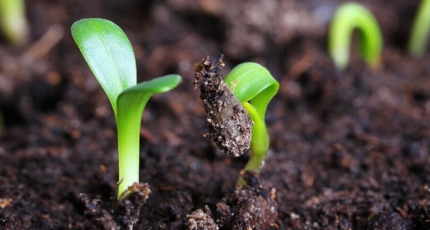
[0,0,28,46]
[408,0,430,57]
[194,56,278,187]
[224,63,279,185]
[71,18,181,199]
[328,2,383,70]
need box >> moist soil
[0,0,429,229]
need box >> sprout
[71,18,181,199]
[408,0,430,57]
[224,63,279,185]
[0,0,28,46]
[194,56,278,187]
[328,2,383,70]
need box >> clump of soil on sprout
[193,55,253,158]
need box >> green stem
[116,92,152,199]
[115,75,181,199]
[237,102,269,186]
[408,0,430,57]
[116,104,143,199]
[0,0,28,46]
[328,2,382,69]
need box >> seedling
[0,0,28,46]
[194,56,278,186]
[71,18,181,199]
[328,2,383,70]
[408,0,430,57]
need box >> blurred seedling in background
[194,55,279,187]
[408,0,430,57]
[71,18,181,200]
[328,2,383,70]
[0,0,28,46]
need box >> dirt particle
[0,198,13,209]
[215,171,278,229]
[194,55,253,157]
[186,206,219,230]
[80,183,151,229]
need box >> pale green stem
[237,102,269,186]
[0,0,28,46]
[328,2,382,69]
[408,0,430,57]
[116,112,141,199]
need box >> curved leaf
[71,18,136,114]
[224,62,279,121]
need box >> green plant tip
[408,0,430,57]
[328,2,383,70]
[0,0,28,46]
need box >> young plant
[71,18,181,199]
[408,0,430,57]
[328,2,383,70]
[224,63,279,185]
[0,0,28,46]
[194,56,278,186]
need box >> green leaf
[225,62,279,121]
[71,18,136,115]
[116,74,181,197]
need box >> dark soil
[0,0,429,229]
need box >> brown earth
[0,0,429,229]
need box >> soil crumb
[80,182,150,229]
[194,55,253,157]
[186,206,219,230]
[216,171,278,229]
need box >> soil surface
[1,0,430,229]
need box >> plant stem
[0,0,28,46]
[328,2,382,69]
[237,102,269,186]
[116,111,141,199]
[408,0,430,57]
